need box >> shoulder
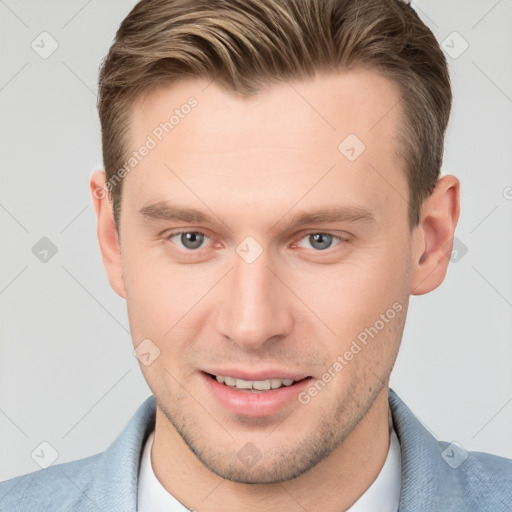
[0,395,156,512]
[0,452,104,512]
[436,441,512,509]
[389,389,512,511]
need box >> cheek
[309,259,405,320]
[286,244,410,357]
[122,243,174,340]
[122,243,216,346]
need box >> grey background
[1,0,511,482]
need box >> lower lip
[201,372,313,417]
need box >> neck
[151,386,391,512]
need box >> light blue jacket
[1,389,511,511]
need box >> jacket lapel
[74,395,156,511]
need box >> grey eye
[179,232,205,250]
[308,233,334,250]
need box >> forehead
[125,69,407,228]
[131,68,402,154]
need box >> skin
[90,69,459,511]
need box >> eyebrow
[138,201,375,229]
[285,206,375,227]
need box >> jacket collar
[86,394,156,511]
[388,388,451,509]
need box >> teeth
[235,378,252,389]
[252,380,271,390]
[214,374,297,391]
[224,376,236,386]
[270,379,282,389]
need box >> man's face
[119,69,413,483]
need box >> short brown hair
[98,0,451,232]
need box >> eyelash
[165,230,349,253]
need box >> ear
[89,170,126,299]
[410,175,460,295]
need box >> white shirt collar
[138,429,188,511]
[347,426,401,511]
[138,426,401,512]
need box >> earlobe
[410,175,460,295]
[89,170,126,299]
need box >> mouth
[203,371,311,392]
[200,368,314,417]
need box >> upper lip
[202,368,311,381]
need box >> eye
[168,231,208,250]
[295,232,346,251]
[165,230,347,253]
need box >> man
[1,0,510,510]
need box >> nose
[215,247,294,350]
